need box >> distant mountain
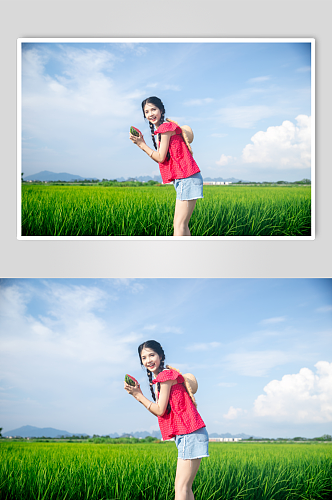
[100,175,163,183]
[136,175,163,183]
[128,430,162,439]
[2,426,161,439]
[23,171,248,184]
[101,431,162,439]
[108,175,239,183]
[106,431,255,440]
[3,425,88,438]
[23,171,99,182]
[203,177,246,183]
[2,426,262,440]
[209,432,262,439]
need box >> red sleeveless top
[152,369,206,440]
[154,122,200,184]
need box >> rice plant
[21,185,311,237]
[0,442,331,500]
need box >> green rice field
[21,184,311,237]
[0,441,331,500]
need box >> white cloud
[186,342,221,352]
[119,332,144,344]
[223,406,244,420]
[163,326,183,335]
[143,324,183,334]
[216,154,234,166]
[118,43,148,56]
[22,46,141,145]
[296,66,311,73]
[242,115,311,169]
[316,306,332,313]
[0,283,140,398]
[254,361,332,423]
[163,84,181,91]
[184,98,213,106]
[260,316,286,325]
[217,105,275,128]
[146,83,181,91]
[113,279,145,294]
[0,283,30,319]
[224,350,293,377]
[40,281,109,315]
[248,76,271,83]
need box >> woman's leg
[173,199,197,236]
[174,458,201,500]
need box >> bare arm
[129,131,173,163]
[124,379,173,417]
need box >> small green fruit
[130,126,141,137]
[125,374,138,386]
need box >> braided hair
[141,97,171,162]
[138,340,171,414]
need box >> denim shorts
[175,427,210,460]
[173,172,204,201]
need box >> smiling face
[140,347,162,376]
[144,103,162,127]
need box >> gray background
[1,0,330,278]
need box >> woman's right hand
[124,381,143,399]
[129,132,146,149]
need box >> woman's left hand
[129,132,145,149]
[124,381,143,399]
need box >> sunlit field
[0,441,331,500]
[21,184,311,237]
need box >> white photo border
[17,37,315,241]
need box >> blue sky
[1,278,331,438]
[20,40,312,182]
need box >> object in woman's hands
[125,374,138,386]
[130,126,141,137]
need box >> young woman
[129,97,203,236]
[124,340,209,500]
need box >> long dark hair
[138,340,171,414]
[141,97,171,162]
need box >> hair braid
[156,359,165,396]
[158,112,171,162]
[147,369,156,402]
[157,111,165,148]
[149,122,158,151]
[156,359,171,414]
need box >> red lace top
[154,122,200,184]
[152,369,206,440]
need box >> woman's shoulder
[154,121,181,135]
[152,369,182,384]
